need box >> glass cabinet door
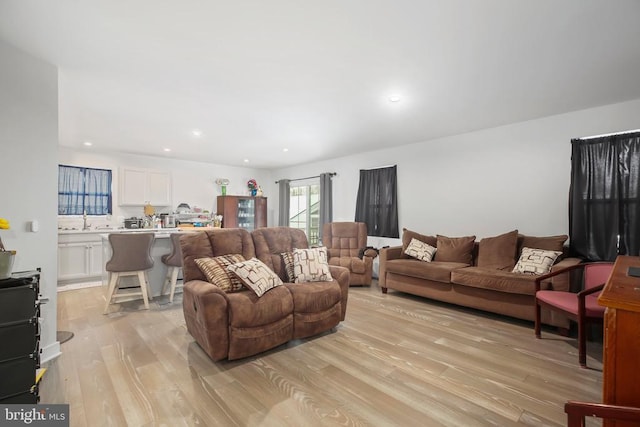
[237,198,255,230]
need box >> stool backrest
[163,233,183,267]
[106,233,155,272]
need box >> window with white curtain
[58,165,113,215]
[289,181,321,245]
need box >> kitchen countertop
[58,227,182,235]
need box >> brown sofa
[379,229,582,328]
[180,227,350,361]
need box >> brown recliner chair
[322,222,377,286]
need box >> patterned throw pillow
[404,238,437,262]
[280,252,295,282]
[194,254,246,292]
[292,247,333,283]
[227,258,283,297]
[512,247,562,275]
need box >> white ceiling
[1,1,640,169]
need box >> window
[289,182,321,245]
[58,165,113,215]
[354,165,399,238]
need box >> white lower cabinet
[58,233,104,284]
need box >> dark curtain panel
[569,132,640,261]
[319,173,333,236]
[355,165,399,238]
[278,179,291,226]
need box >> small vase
[221,185,227,196]
[0,250,16,280]
[251,189,257,196]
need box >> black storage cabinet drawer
[0,354,39,399]
[0,319,39,360]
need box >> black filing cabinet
[0,270,41,403]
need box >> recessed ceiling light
[243,159,249,163]
[83,141,92,146]
[192,129,203,137]
[283,148,289,152]
[389,95,401,103]
[164,148,171,152]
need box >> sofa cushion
[435,235,476,264]
[451,266,552,295]
[293,247,333,283]
[225,286,293,327]
[227,258,284,297]
[477,230,518,271]
[512,247,562,275]
[402,228,437,258]
[328,256,366,274]
[194,254,246,292]
[284,281,342,314]
[384,259,469,283]
[517,234,568,254]
[404,238,437,262]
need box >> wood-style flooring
[41,281,604,426]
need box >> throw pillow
[227,258,283,297]
[280,251,295,282]
[194,254,246,292]
[292,246,333,283]
[477,230,518,270]
[402,228,437,255]
[512,247,562,275]
[517,234,568,254]
[404,238,437,262]
[435,235,476,264]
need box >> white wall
[270,98,640,249]
[58,148,275,227]
[0,40,60,362]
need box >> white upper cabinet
[119,167,172,206]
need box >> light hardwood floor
[41,281,604,426]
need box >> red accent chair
[534,262,614,368]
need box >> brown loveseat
[379,229,582,328]
[180,227,349,361]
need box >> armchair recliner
[322,222,377,286]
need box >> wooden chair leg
[535,299,542,338]
[103,272,119,314]
[169,267,180,303]
[578,316,587,368]
[138,271,150,310]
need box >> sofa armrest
[363,248,378,259]
[182,279,230,361]
[329,265,350,320]
[378,246,403,288]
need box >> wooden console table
[598,255,640,427]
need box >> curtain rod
[575,129,640,141]
[275,172,336,184]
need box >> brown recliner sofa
[180,227,349,361]
[322,222,378,286]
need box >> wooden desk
[598,255,640,427]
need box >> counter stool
[161,233,184,303]
[104,233,155,314]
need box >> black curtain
[569,132,640,261]
[355,165,399,238]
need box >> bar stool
[161,233,183,303]
[104,233,155,314]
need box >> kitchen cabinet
[58,233,104,284]
[119,167,172,206]
[217,196,267,230]
[598,255,640,427]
